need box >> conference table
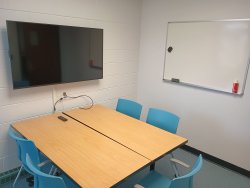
[13,104,187,188]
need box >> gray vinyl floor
[2,149,250,188]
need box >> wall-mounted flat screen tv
[6,20,103,89]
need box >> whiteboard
[163,20,250,95]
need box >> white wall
[138,0,250,170]
[0,0,142,173]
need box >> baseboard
[181,145,250,178]
[0,166,28,185]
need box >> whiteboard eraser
[171,78,180,83]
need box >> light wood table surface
[63,104,188,161]
[12,113,150,188]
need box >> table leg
[150,162,155,171]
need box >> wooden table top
[12,113,150,188]
[64,104,188,161]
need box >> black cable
[53,93,94,112]
[53,97,63,112]
[64,94,94,110]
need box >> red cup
[232,81,239,93]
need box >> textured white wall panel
[0,0,141,172]
[138,0,250,170]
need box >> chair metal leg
[48,165,58,176]
[170,153,179,177]
[49,165,55,175]
[13,165,23,188]
[52,167,58,175]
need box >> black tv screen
[6,20,103,89]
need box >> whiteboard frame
[163,19,250,95]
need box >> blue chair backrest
[26,154,67,188]
[116,98,142,120]
[8,127,22,161]
[146,108,179,134]
[170,155,203,188]
[8,127,41,173]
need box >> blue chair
[116,98,142,119]
[146,108,187,176]
[134,155,203,188]
[8,126,51,187]
[146,108,179,134]
[26,154,79,188]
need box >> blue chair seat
[8,126,53,187]
[26,154,80,188]
[139,171,171,188]
[135,155,203,188]
[146,107,183,176]
[39,153,53,174]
